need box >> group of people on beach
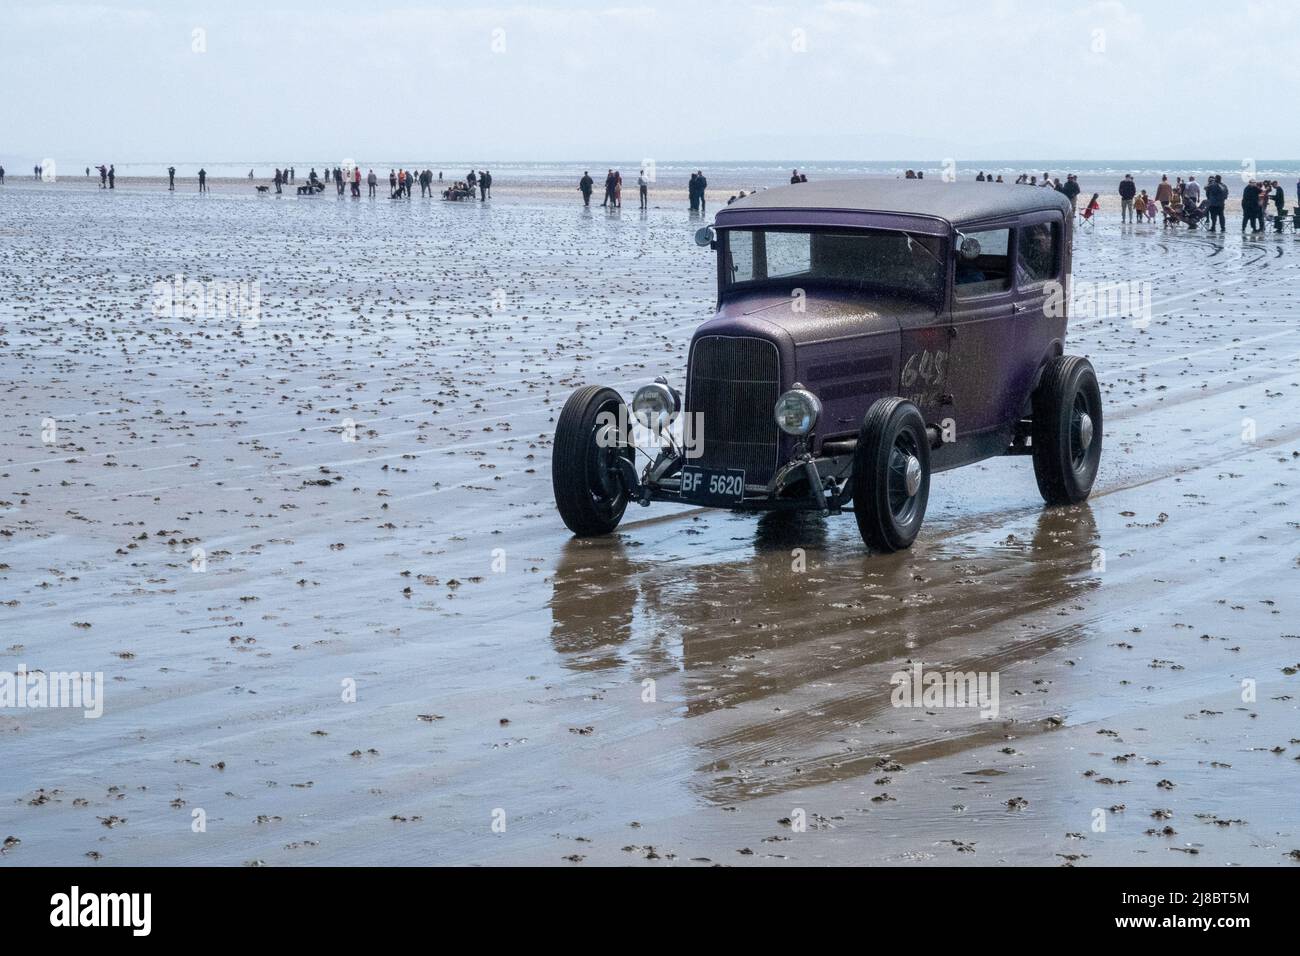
[28,160,1297,237]
[439,170,491,201]
[1117,173,1290,232]
[135,164,494,201]
[577,169,652,209]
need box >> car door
[945,223,1017,437]
[1008,214,1066,419]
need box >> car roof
[717,178,1072,226]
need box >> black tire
[1031,355,1102,505]
[552,385,634,536]
[851,398,930,552]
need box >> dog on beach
[255,185,270,194]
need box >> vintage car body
[552,179,1102,551]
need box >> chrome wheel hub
[903,455,923,497]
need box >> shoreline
[3,173,1282,217]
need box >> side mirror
[958,235,982,260]
[694,226,715,248]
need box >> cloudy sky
[3,0,1298,164]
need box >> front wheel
[852,398,931,552]
[1031,355,1102,505]
[552,386,634,536]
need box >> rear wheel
[552,386,635,536]
[852,398,930,552]
[1031,355,1102,505]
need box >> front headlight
[632,379,680,429]
[774,387,821,436]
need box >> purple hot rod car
[552,179,1102,552]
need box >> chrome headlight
[631,378,680,429]
[774,387,821,436]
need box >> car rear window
[1016,222,1060,286]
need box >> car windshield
[723,226,945,307]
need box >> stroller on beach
[442,181,474,201]
[1162,198,1207,229]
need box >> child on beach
[1081,193,1100,223]
[1134,192,1147,220]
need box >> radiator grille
[686,336,781,484]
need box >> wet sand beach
[1,178,1298,866]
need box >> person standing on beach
[638,168,648,209]
[1154,174,1172,208]
[479,171,488,201]
[274,168,283,194]
[1061,174,1080,211]
[579,171,594,206]
[367,169,377,197]
[98,165,107,188]
[1204,175,1226,232]
[198,168,207,192]
[484,170,492,199]
[696,171,708,211]
[1118,174,1136,222]
[168,166,176,190]
[290,166,295,183]
[601,170,615,207]
[0,165,5,184]
[688,172,699,210]
[107,165,115,189]
[1184,176,1201,207]
[1241,181,1263,233]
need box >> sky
[2,0,1299,165]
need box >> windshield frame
[719,224,949,310]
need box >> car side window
[953,228,1011,298]
[1016,222,1060,287]
[727,230,754,283]
[766,232,811,278]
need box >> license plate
[679,466,746,506]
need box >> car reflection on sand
[548,503,1099,801]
